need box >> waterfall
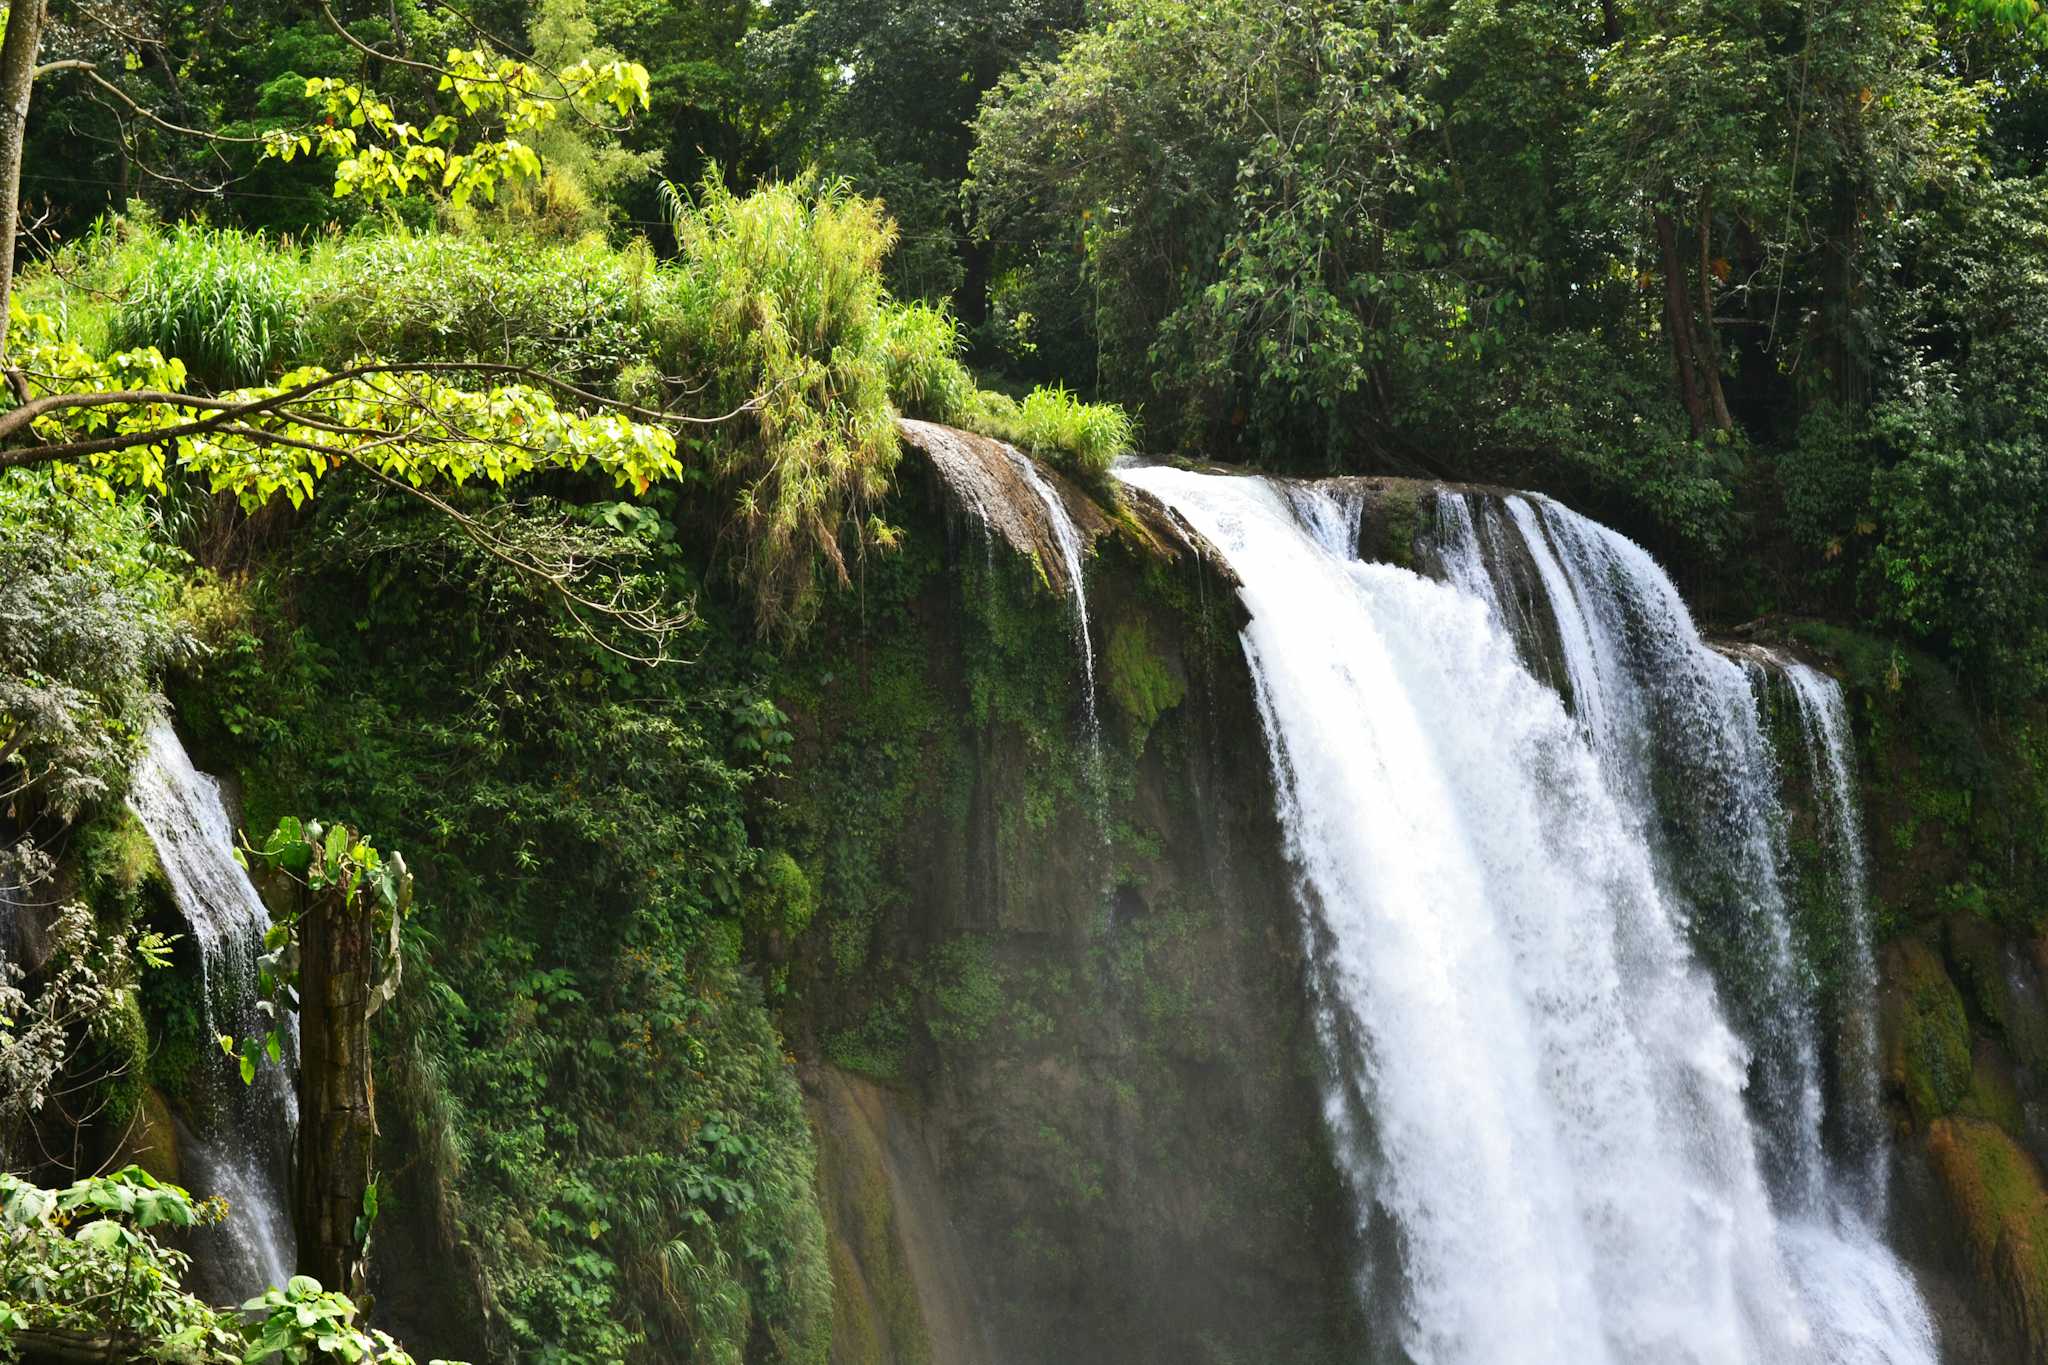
[127,719,296,1298]
[1489,496,1829,1213]
[1120,466,1933,1365]
[1781,661,1889,1216]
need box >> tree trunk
[1653,209,1709,437]
[295,880,377,1299]
[1821,172,1865,410]
[0,0,47,361]
[1694,193,1734,432]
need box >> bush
[105,224,307,389]
[966,383,1138,485]
[297,231,657,388]
[880,300,978,423]
[0,473,190,817]
[656,170,907,636]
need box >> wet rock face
[790,430,1360,1365]
[1878,926,2048,1362]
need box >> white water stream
[1004,448,1100,741]
[128,718,296,1298]
[1782,660,1889,1217]
[1120,467,1933,1365]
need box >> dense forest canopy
[15,0,2038,693]
[2,0,2048,1360]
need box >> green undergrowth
[26,202,1134,636]
[165,482,833,1362]
[1791,622,2048,937]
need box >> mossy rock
[106,1085,181,1185]
[1104,618,1186,740]
[808,1073,933,1365]
[1928,1116,2048,1360]
[1965,1040,2030,1134]
[1883,939,1973,1126]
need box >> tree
[234,817,411,1300]
[749,0,1083,307]
[0,0,673,508]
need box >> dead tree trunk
[294,877,376,1298]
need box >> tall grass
[105,224,307,389]
[39,198,1138,631]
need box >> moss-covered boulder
[1884,939,1974,1126]
[1928,1116,2048,1360]
[105,1085,181,1185]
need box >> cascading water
[1781,661,1889,1217]
[127,718,296,1298]
[1473,493,1828,1212]
[1119,466,1933,1365]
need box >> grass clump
[105,223,307,389]
[659,169,905,637]
[967,382,1137,487]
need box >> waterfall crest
[1119,466,1933,1365]
[127,718,296,1299]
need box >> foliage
[263,46,651,211]
[0,905,170,1150]
[970,0,1453,461]
[182,484,831,1361]
[0,473,189,815]
[7,298,681,512]
[0,1167,237,1359]
[745,0,1083,302]
[966,385,1136,486]
[242,1275,458,1365]
[221,818,411,1087]
[105,226,309,391]
[656,169,904,635]
[0,1171,458,1364]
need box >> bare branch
[45,60,267,144]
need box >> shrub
[657,170,906,636]
[966,383,1137,485]
[0,473,190,817]
[880,300,978,424]
[297,231,656,387]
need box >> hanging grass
[656,170,907,638]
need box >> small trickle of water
[127,718,296,1297]
[1004,448,1100,742]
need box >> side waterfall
[1119,467,1932,1365]
[127,719,296,1298]
[1003,448,1100,740]
[1781,661,1889,1215]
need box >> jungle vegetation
[2,0,2047,1360]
